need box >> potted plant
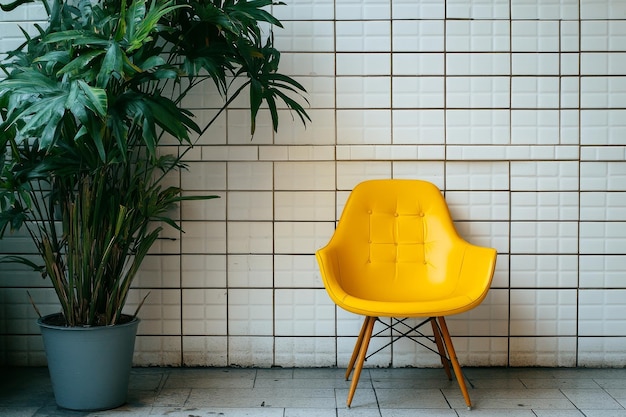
[0,0,308,410]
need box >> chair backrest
[325,179,470,303]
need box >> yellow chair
[316,179,497,409]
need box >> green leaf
[56,50,104,77]
[97,42,123,88]
[77,80,107,117]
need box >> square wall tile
[581,76,626,108]
[270,0,334,20]
[274,109,336,144]
[581,162,626,190]
[181,254,226,288]
[181,162,226,191]
[392,334,445,368]
[182,289,227,335]
[338,335,391,368]
[447,76,510,108]
[227,191,273,221]
[510,289,577,336]
[392,20,444,52]
[392,0,444,19]
[512,20,560,52]
[392,161,445,188]
[337,109,391,144]
[0,256,42,287]
[279,52,335,77]
[126,289,181,335]
[135,255,180,288]
[275,289,335,336]
[228,255,273,288]
[446,110,510,144]
[580,255,626,288]
[511,191,579,220]
[455,221,510,254]
[580,0,626,19]
[511,110,560,144]
[1,288,56,335]
[336,0,391,20]
[392,110,444,144]
[336,21,390,52]
[228,162,273,190]
[274,222,335,254]
[336,161,392,190]
[227,110,273,144]
[275,337,336,367]
[228,221,273,254]
[579,290,626,336]
[510,255,578,288]
[275,162,336,190]
[135,336,183,367]
[512,77,560,108]
[510,337,577,367]
[511,52,561,76]
[228,289,273,336]
[445,191,510,221]
[581,110,626,145]
[337,53,391,76]
[336,76,391,108]
[446,161,510,190]
[581,21,626,51]
[448,0,510,19]
[511,161,579,190]
[510,221,578,254]
[456,337,509,366]
[580,192,626,221]
[580,222,626,254]
[392,76,444,108]
[274,21,334,52]
[275,191,336,221]
[578,337,626,367]
[446,20,510,52]
[274,254,322,288]
[447,52,511,75]
[447,289,510,336]
[182,336,227,366]
[511,0,579,19]
[181,191,226,221]
[228,336,274,367]
[393,53,444,75]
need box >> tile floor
[2,366,626,416]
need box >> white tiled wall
[2,0,626,368]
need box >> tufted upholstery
[317,179,496,317]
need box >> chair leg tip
[467,406,472,411]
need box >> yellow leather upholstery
[316,179,497,408]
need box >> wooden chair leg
[437,316,472,410]
[346,315,376,408]
[430,318,452,380]
[346,316,373,380]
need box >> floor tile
[380,410,458,417]
[560,389,624,409]
[4,367,626,416]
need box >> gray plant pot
[37,313,139,411]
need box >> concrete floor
[2,366,626,416]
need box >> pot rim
[37,313,140,331]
